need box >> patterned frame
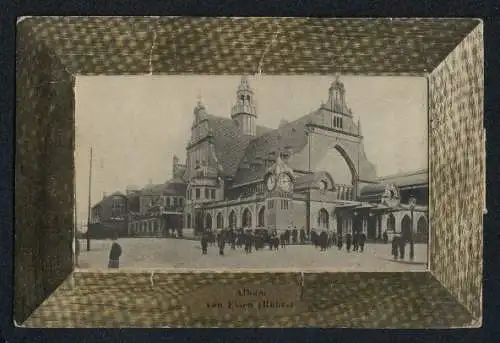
[15,17,484,328]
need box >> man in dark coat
[391,235,399,260]
[352,231,359,252]
[273,235,279,251]
[319,231,328,251]
[201,230,209,255]
[108,234,122,269]
[229,228,236,250]
[399,236,406,260]
[280,233,286,248]
[217,230,226,256]
[345,233,352,253]
[337,233,343,250]
[300,229,306,244]
[359,232,366,252]
[292,228,298,244]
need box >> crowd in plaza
[199,227,391,256]
[75,227,420,269]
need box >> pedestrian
[320,231,328,251]
[337,233,343,250]
[273,235,279,251]
[300,228,306,244]
[359,232,366,252]
[292,228,298,244]
[230,228,236,250]
[399,236,406,260]
[352,231,359,252]
[280,233,286,248]
[345,233,352,253]
[108,233,122,269]
[217,230,226,256]
[383,230,389,244]
[391,235,399,260]
[201,231,208,255]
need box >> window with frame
[211,189,216,199]
[205,188,209,199]
[196,188,200,199]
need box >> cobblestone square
[77,238,428,272]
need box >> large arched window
[401,215,411,242]
[242,208,252,228]
[318,208,329,230]
[258,207,265,227]
[216,212,224,229]
[416,216,428,243]
[387,213,396,231]
[229,210,237,229]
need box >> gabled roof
[232,112,316,185]
[204,114,272,177]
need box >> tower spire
[231,75,257,136]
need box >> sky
[75,75,428,227]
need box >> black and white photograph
[14,16,484,328]
[75,74,429,272]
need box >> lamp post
[409,196,416,261]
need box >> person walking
[217,230,226,256]
[352,231,359,252]
[337,233,343,250]
[391,235,399,260]
[345,232,352,253]
[108,233,122,269]
[201,230,208,255]
[359,232,366,252]
[399,236,406,260]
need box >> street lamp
[409,196,417,261]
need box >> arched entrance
[229,210,237,229]
[416,216,428,243]
[318,208,329,230]
[387,213,396,231]
[216,212,224,229]
[205,213,212,230]
[258,207,265,227]
[242,208,252,228]
[401,215,411,242]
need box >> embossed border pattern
[15,17,484,328]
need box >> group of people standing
[310,230,367,253]
[199,227,376,256]
[200,227,310,256]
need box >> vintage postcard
[15,17,483,328]
[75,75,429,273]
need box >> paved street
[76,238,428,272]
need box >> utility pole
[86,147,93,251]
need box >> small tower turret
[231,76,258,136]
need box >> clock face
[266,174,276,191]
[278,173,292,192]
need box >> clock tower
[264,155,294,232]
